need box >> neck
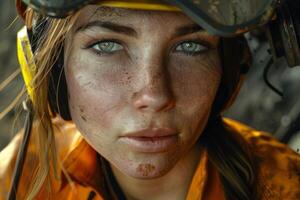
[110,143,204,200]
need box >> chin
[112,151,180,179]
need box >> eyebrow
[175,24,204,36]
[76,21,138,37]
[76,21,203,37]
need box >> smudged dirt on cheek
[136,163,156,177]
[79,105,87,122]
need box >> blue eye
[175,42,208,55]
[91,41,123,54]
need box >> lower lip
[119,135,178,153]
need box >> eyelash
[173,41,210,56]
[85,40,211,56]
[86,39,124,55]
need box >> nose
[132,69,175,113]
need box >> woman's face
[65,6,221,179]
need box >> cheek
[64,53,134,130]
[170,51,222,141]
[171,52,222,112]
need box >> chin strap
[7,100,34,200]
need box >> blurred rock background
[0,1,299,153]
[0,0,24,150]
[225,33,300,153]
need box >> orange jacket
[0,118,300,200]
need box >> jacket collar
[52,117,105,194]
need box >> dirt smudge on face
[136,163,156,177]
[83,81,93,88]
[80,115,87,122]
[78,105,87,122]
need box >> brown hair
[23,9,80,199]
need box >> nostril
[139,105,148,110]
[164,100,175,111]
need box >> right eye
[91,41,123,54]
[175,41,208,56]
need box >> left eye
[175,42,207,55]
[91,41,123,54]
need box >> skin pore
[65,5,221,200]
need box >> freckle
[79,105,85,113]
[136,164,155,176]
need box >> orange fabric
[0,117,300,200]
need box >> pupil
[184,43,195,51]
[100,42,113,51]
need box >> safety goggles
[21,0,279,36]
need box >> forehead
[75,5,194,27]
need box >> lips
[122,128,177,137]
[119,128,179,153]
